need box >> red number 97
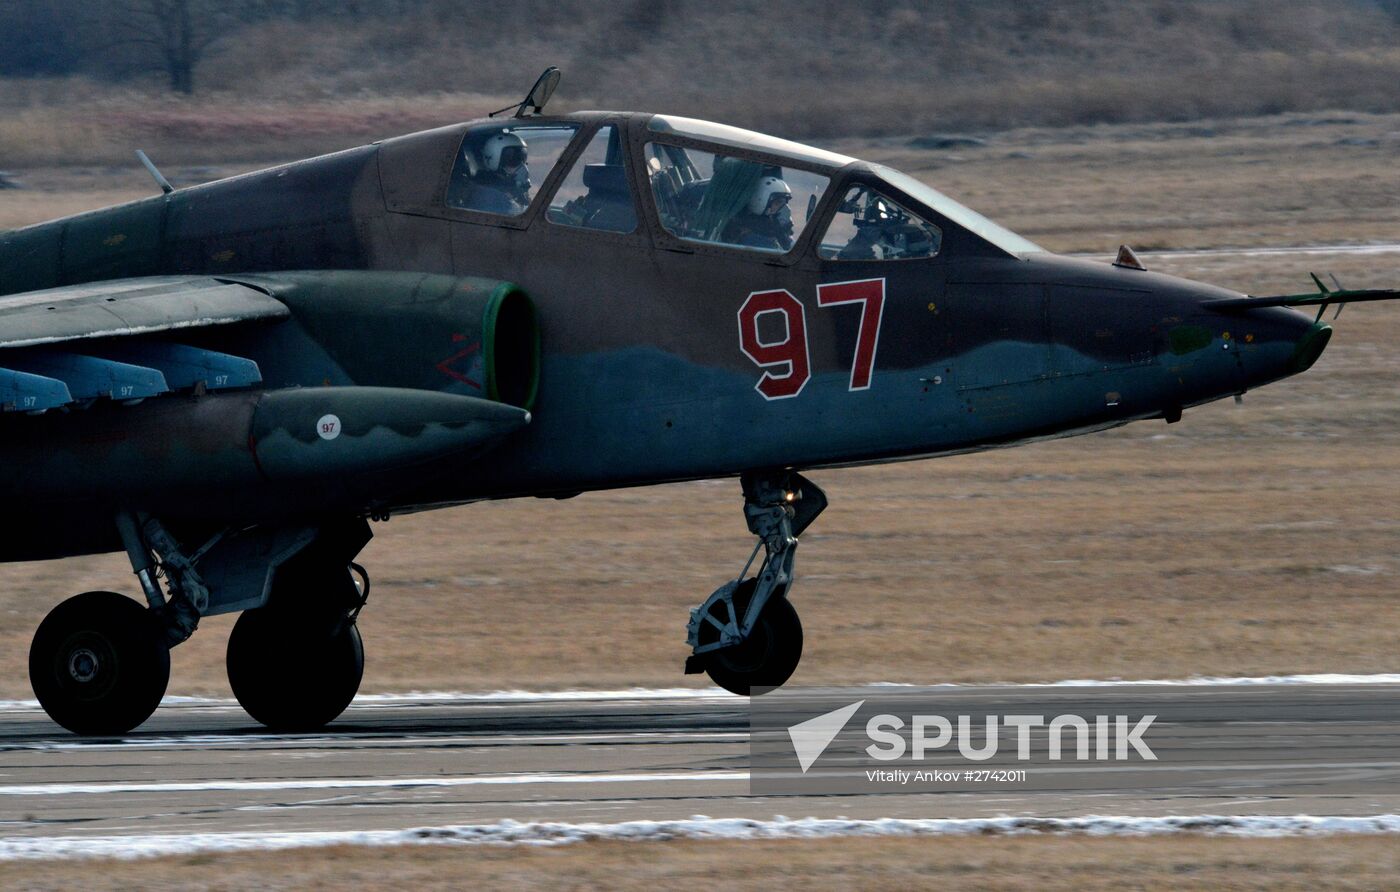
[737,289,811,400]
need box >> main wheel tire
[226,606,364,732]
[28,591,171,736]
[701,579,803,696]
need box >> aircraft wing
[0,276,288,349]
[0,276,288,412]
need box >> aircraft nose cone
[1288,320,1332,375]
[1217,305,1330,388]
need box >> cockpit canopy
[435,112,1043,259]
[645,115,1042,257]
[646,115,858,167]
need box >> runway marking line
[0,770,752,797]
[4,673,1399,714]
[5,761,1400,798]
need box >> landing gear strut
[685,470,826,695]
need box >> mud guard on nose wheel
[687,578,804,695]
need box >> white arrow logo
[787,700,864,773]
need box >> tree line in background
[0,0,430,93]
[3,0,1400,133]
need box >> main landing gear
[685,470,826,695]
[226,562,368,731]
[28,591,171,736]
[28,514,372,735]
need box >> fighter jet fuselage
[6,89,1370,735]
[0,111,1322,562]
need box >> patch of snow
[1,814,1397,861]
[1040,674,1400,686]
[0,687,736,712]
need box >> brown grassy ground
[4,835,1399,892]
[0,117,1397,699]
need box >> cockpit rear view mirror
[520,67,561,117]
[490,66,563,119]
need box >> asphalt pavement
[1,682,1396,842]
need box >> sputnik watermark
[750,687,1163,795]
[865,712,1157,763]
[790,702,1155,772]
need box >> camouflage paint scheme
[0,110,1323,564]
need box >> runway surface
[1075,241,1400,260]
[1,682,1397,849]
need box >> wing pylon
[0,276,281,413]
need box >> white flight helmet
[749,176,792,214]
[481,131,528,172]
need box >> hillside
[2,0,1400,148]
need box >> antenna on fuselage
[135,150,174,195]
[489,67,562,119]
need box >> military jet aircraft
[3,70,1397,734]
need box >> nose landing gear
[685,470,826,695]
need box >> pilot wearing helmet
[721,175,795,251]
[448,130,532,215]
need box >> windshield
[648,115,855,168]
[872,164,1044,256]
[645,142,829,254]
[446,122,579,217]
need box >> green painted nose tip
[1288,322,1332,375]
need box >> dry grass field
[4,834,1399,891]
[0,113,1397,699]
[8,1,1400,139]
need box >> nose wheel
[686,471,825,695]
[693,578,804,695]
[28,591,171,736]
